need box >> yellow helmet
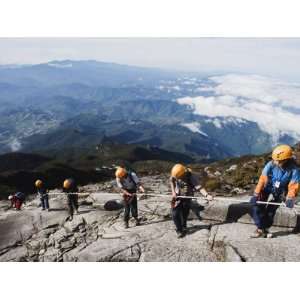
[115,167,127,178]
[171,164,187,179]
[63,178,74,189]
[35,179,43,188]
[272,144,293,161]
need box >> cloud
[181,122,208,136]
[9,138,21,152]
[176,74,300,143]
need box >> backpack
[15,192,26,202]
[128,171,138,189]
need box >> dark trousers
[123,194,138,222]
[67,195,78,216]
[40,195,49,209]
[172,198,191,233]
[251,192,280,230]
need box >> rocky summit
[1,175,300,262]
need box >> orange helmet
[35,179,43,188]
[115,167,127,178]
[171,164,187,179]
[63,178,74,189]
[272,145,293,161]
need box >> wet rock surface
[1,177,300,262]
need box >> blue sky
[1,38,300,81]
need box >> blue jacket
[255,160,300,198]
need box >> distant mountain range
[0,142,193,196]
[0,60,299,159]
[2,140,300,200]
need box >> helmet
[35,179,43,188]
[8,195,13,200]
[63,178,74,189]
[115,167,127,178]
[171,164,187,179]
[272,145,293,161]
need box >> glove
[171,196,180,208]
[171,197,176,208]
[206,194,214,201]
[123,193,133,203]
[250,193,260,205]
[285,198,295,208]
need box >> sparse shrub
[86,155,96,161]
[204,178,221,191]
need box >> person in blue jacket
[250,144,300,238]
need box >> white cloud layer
[177,74,300,143]
[181,122,208,136]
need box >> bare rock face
[1,177,300,262]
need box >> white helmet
[8,195,13,200]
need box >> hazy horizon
[1,38,300,82]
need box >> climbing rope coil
[44,191,300,213]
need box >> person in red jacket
[9,192,26,210]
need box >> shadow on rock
[225,203,252,223]
[104,200,124,211]
[293,215,300,233]
[190,200,205,221]
[186,224,211,236]
[270,230,296,238]
[48,208,67,212]
[142,218,171,226]
[77,209,96,215]
[273,215,300,237]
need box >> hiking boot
[124,222,129,229]
[265,230,273,238]
[250,229,265,238]
[135,218,141,226]
[47,208,50,212]
[74,209,79,215]
[177,231,185,239]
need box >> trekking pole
[45,191,300,211]
[47,192,91,196]
[132,192,300,211]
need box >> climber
[115,167,145,229]
[170,163,214,238]
[35,179,50,211]
[250,144,300,238]
[63,178,79,221]
[9,192,26,210]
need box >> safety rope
[44,191,300,211]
